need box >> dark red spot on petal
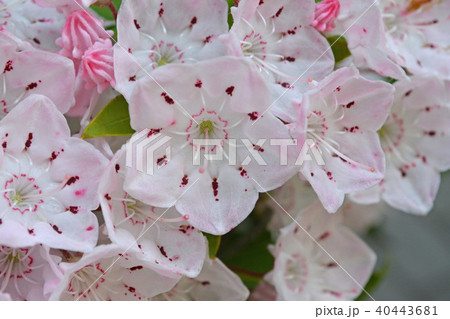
[50,151,58,161]
[68,206,79,214]
[239,167,248,177]
[26,82,38,90]
[130,266,143,271]
[161,92,174,104]
[400,168,407,177]
[212,177,219,197]
[52,225,62,234]
[252,144,264,152]
[248,111,258,121]
[345,101,355,108]
[66,176,79,186]
[129,75,136,81]
[133,19,141,29]
[225,86,235,96]
[273,6,284,18]
[203,35,213,44]
[158,245,168,258]
[25,133,33,149]
[157,155,167,166]
[405,90,412,97]
[326,171,333,180]
[115,164,120,173]
[147,128,162,137]
[319,231,330,240]
[190,17,197,27]
[3,60,13,73]
[327,262,338,267]
[195,79,202,88]
[181,174,189,186]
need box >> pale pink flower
[0,95,107,251]
[312,0,341,32]
[99,147,207,278]
[221,0,334,121]
[290,66,393,213]
[333,0,450,79]
[81,39,115,93]
[0,244,61,300]
[50,244,179,301]
[0,29,75,118]
[153,258,249,301]
[114,0,228,100]
[0,0,65,51]
[354,75,450,214]
[125,58,297,235]
[56,10,113,60]
[266,201,376,300]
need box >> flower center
[3,174,43,214]
[377,112,420,168]
[2,169,72,215]
[406,0,435,12]
[199,119,214,135]
[67,263,110,300]
[116,193,188,233]
[284,253,308,293]
[0,246,35,296]
[133,18,199,77]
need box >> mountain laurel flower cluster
[0,0,448,301]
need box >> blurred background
[366,172,450,300]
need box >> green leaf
[203,233,221,259]
[90,0,122,21]
[356,260,390,300]
[81,95,135,139]
[221,230,274,289]
[226,0,235,29]
[327,35,352,65]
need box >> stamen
[159,214,189,223]
[198,128,209,174]
[20,174,72,200]
[309,132,376,172]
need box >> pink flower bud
[81,39,115,93]
[56,10,113,59]
[311,0,340,32]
